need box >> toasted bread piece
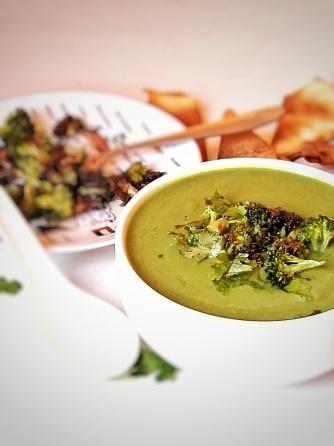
[218,110,277,159]
[145,89,207,160]
[284,78,334,115]
[301,140,334,165]
[273,79,334,159]
[145,89,203,126]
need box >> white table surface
[2,1,334,444]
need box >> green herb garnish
[128,345,178,382]
[169,191,333,299]
[0,277,22,295]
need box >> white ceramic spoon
[0,187,140,380]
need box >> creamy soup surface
[126,168,334,321]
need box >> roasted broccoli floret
[264,240,324,288]
[53,115,85,137]
[268,207,303,237]
[246,202,302,237]
[270,237,309,258]
[126,161,148,184]
[0,109,34,148]
[113,162,165,204]
[225,226,274,264]
[246,202,271,232]
[126,162,164,188]
[297,215,334,252]
[78,172,114,203]
[35,184,74,219]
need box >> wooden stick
[119,105,283,152]
[87,105,283,171]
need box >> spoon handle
[122,105,283,151]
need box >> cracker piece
[218,110,277,159]
[301,140,334,165]
[273,79,334,159]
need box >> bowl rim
[115,158,334,325]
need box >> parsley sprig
[0,277,22,295]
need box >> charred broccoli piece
[246,202,271,232]
[126,162,164,187]
[232,232,303,266]
[76,172,115,209]
[267,207,303,237]
[53,115,85,137]
[245,202,302,237]
[0,109,34,148]
[264,239,324,288]
[113,162,165,204]
[297,215,334,253]
[126,162,148,184]
[224,227,252,258]
[270,238,309,258]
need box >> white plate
[0,91,202,253]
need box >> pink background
[1,0,334,119]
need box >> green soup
[126,167,334,321]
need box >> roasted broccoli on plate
[0,108,164,225]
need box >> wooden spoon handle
[122,105,283,151]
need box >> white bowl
[115,158,334,386]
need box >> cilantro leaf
[204,190,231,215]
[209,252,230,281]
[226,253,254,277]
[128,345,178,382]
[0,277,22,295]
